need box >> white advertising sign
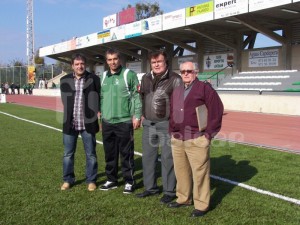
[126,61,142,73]
[110,25,126,41]
[50,41,69,54]
[141,15,162,35]
[76,33,97,49]
[249,49,279,67]
[39,45,54,57]
[249,0,292,12]
[125,21,142,39]
[204,54,228,70]
[103,14,117,30]
[97,30,111,44]
[214,0,248,19]
[94,65,104,77]
[163,9,186,30]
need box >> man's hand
[132,116,141,130]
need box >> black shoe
[160,194,176,204]
[168,202,190,208]
[123,183,134,194]
[190,209,207,217]
[136,190,159,198]
[99,181,118,191]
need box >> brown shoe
[88,183,97,191]
[61,182,71,191]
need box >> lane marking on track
[0,110,299,205]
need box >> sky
[0,0,278,66]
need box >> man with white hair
[168,61,223,217]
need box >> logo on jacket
[114,78,119,85]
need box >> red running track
[3,94,300,154]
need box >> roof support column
[141,49,149,73]
[235,31,243,74]
[165,44,173,70]
[196,39,204,73]
[282,24,292,70]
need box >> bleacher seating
[47,71,67,88]
[216,70,300,93]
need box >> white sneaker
[99,181,118,191]
[123,183,134,194]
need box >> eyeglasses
[180,70,194,74]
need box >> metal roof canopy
[45,2,300,69]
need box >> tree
[10,59,24,67]
[123,1,163,20]
[35,49,45,65]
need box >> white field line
[0,110,299,205]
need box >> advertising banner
[50,41,70,54]
[97,30,111,44]
[76,33,98,49]
[27,66,36,84]
[39,45,54,57]
[249,0,292,12]
[186,1,214,25]
[163,9,186,30]
[94,65,104,77]
[110,25,126,41]
[214,0,248,19]
[203,54,228,70]
[69,39,76,50]
[125,21,142,38]
[103,14,117,30]
[126,61,142,73]
[249,49,279,67]
[141,15,162,35]
[119,7,136,25]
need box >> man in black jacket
[60,53,100,191]
[136,50,182,204]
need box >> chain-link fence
[0,64,63,88]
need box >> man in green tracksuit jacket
[99,49,142,194]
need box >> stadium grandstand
[37,0,300,115]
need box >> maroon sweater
[169,78,224,141]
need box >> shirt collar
[184,79,196,90]
[151,69,169,79]
[107,66,123,76]
[73,71,87,80]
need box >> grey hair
[179,61,199,71]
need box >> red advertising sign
[118,7,136,25]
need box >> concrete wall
[31,89,61,97]
[31,89,300,116]
[219,93,300,116]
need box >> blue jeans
[63,130,98,184]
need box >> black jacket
[60,71,100,134]
[140,70,182,122]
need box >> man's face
[150,54,167,76]
[180,62,197,85]
[106,53,121,73]
[72,59,86,77]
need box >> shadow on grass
[210,154,258,210]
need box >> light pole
[12,66,15,83]
[51,64,54,79]
[6,66,8,82]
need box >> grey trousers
[141,119,176,196]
